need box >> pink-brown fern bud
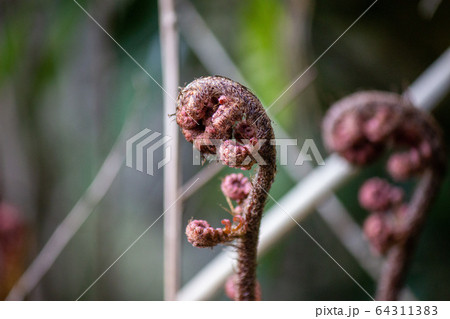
[221,173,252,201]
[186,220,229,248]
[225,274,261,301]
[387,149,424,181]
[0,203,26,256]
[363,106,399,142]
[329,111,365,152]
[186,218,245,248]
[358,178,403,212]
[363,213,395,255]
[177,108,199,129]
[0,203,27,299]
[218,140,256,170]
[323,92,403,165]
[192,133,216,154]
[181,127,202,143]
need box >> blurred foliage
[0,0,449,300]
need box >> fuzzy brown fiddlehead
[177,76,276,301]
[322,91,445,301]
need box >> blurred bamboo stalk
[158,0,181,301]
[176,48,450,300]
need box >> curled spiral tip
[323,91,444,170]
[323,92,401,165]
[176,76,275,170]
[323,90,445,300]
[221,173,252,202]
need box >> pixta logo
[126,129,171,176]
[126,129,325,175]
[191,138,325,166]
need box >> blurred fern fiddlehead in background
[322,91,446,300]
[0,202,27,299]
[176,76,276,300]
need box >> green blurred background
[0,0,449,300]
